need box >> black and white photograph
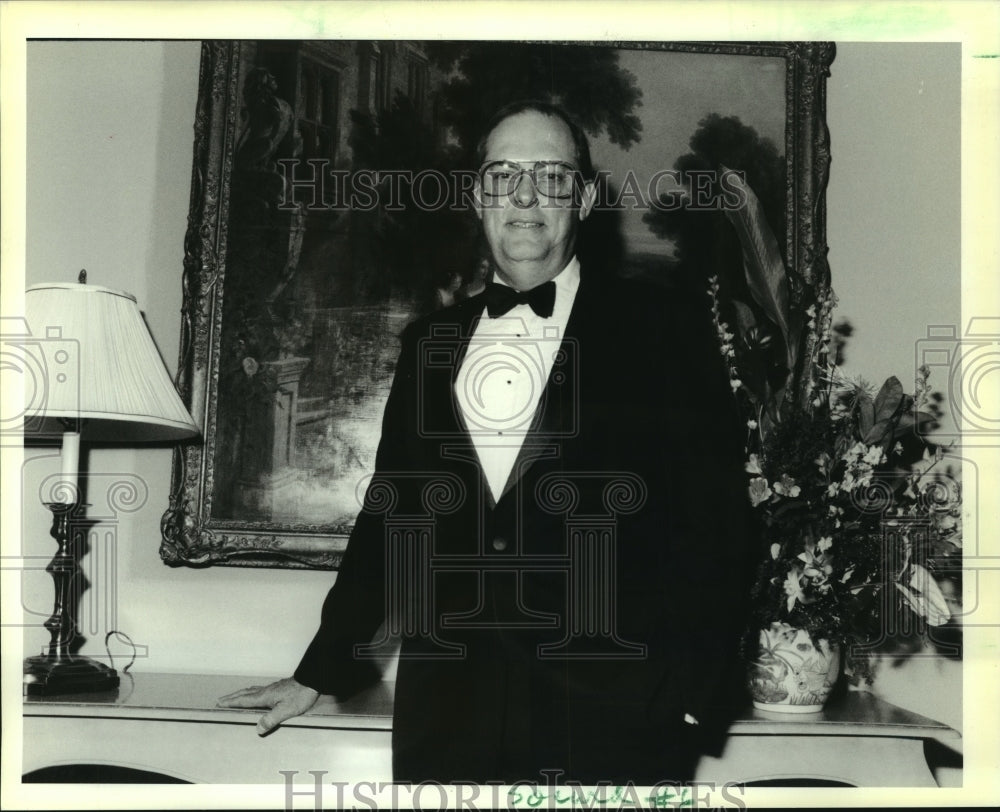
[2,1,996,809]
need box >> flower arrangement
[713,175,962,685]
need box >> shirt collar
[492,256,581,295]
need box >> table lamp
[22,270,199,695]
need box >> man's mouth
[507,221,543,229]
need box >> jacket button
[492,536,508,551]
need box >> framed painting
[160,40,835,568]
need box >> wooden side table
[23,672,958,786]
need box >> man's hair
[474,100,595,181]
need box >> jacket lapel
[419,295,500,507]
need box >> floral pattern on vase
[749,622,840,712]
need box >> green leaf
[893,410,939,438]
[873,377,904,423]
[858,395,876,437]
[896,564,950,626]
[834,433,853,461]
[720,166,795,371]
[732,300,777,410]
[732,299,758,334]
[863,419,894,448]
[759,407,779,438]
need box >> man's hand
[217,677,320,736]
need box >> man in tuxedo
[220,101,754,785]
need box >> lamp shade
[24,281,199,442]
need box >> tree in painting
[424,42,644,153]
[643,113,789,404]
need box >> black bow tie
[484,281,556,318]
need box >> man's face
[476,111,595,290]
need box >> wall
[825,43,963,746]
[21,41,962,752]
[22,41,335,679]
[828,43,961,401]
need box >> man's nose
[511,171,538,207]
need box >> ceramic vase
[749,621,840,712]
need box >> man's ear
[578,180,597,222]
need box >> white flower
[854,469,874,490]
[798,543,833,585]
[745,454,763,475]
[730,378,742,391]
[747,419,758,430]
[937,514,958,532]
[864,444,886,465]
[843,442,867,462]
[773,474,801,498]
[770,543,781,560]
[748,477,773,507]
[896,564,950,626]
[783,568,806,612]
[817,536,833,552]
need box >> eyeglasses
[478,160,579,199]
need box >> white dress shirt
[454,257,580,502]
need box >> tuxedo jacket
[295,268,756,784]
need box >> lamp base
[23,654,120,697]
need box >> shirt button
[492,536,508,552]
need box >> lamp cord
[104,630,137,674]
